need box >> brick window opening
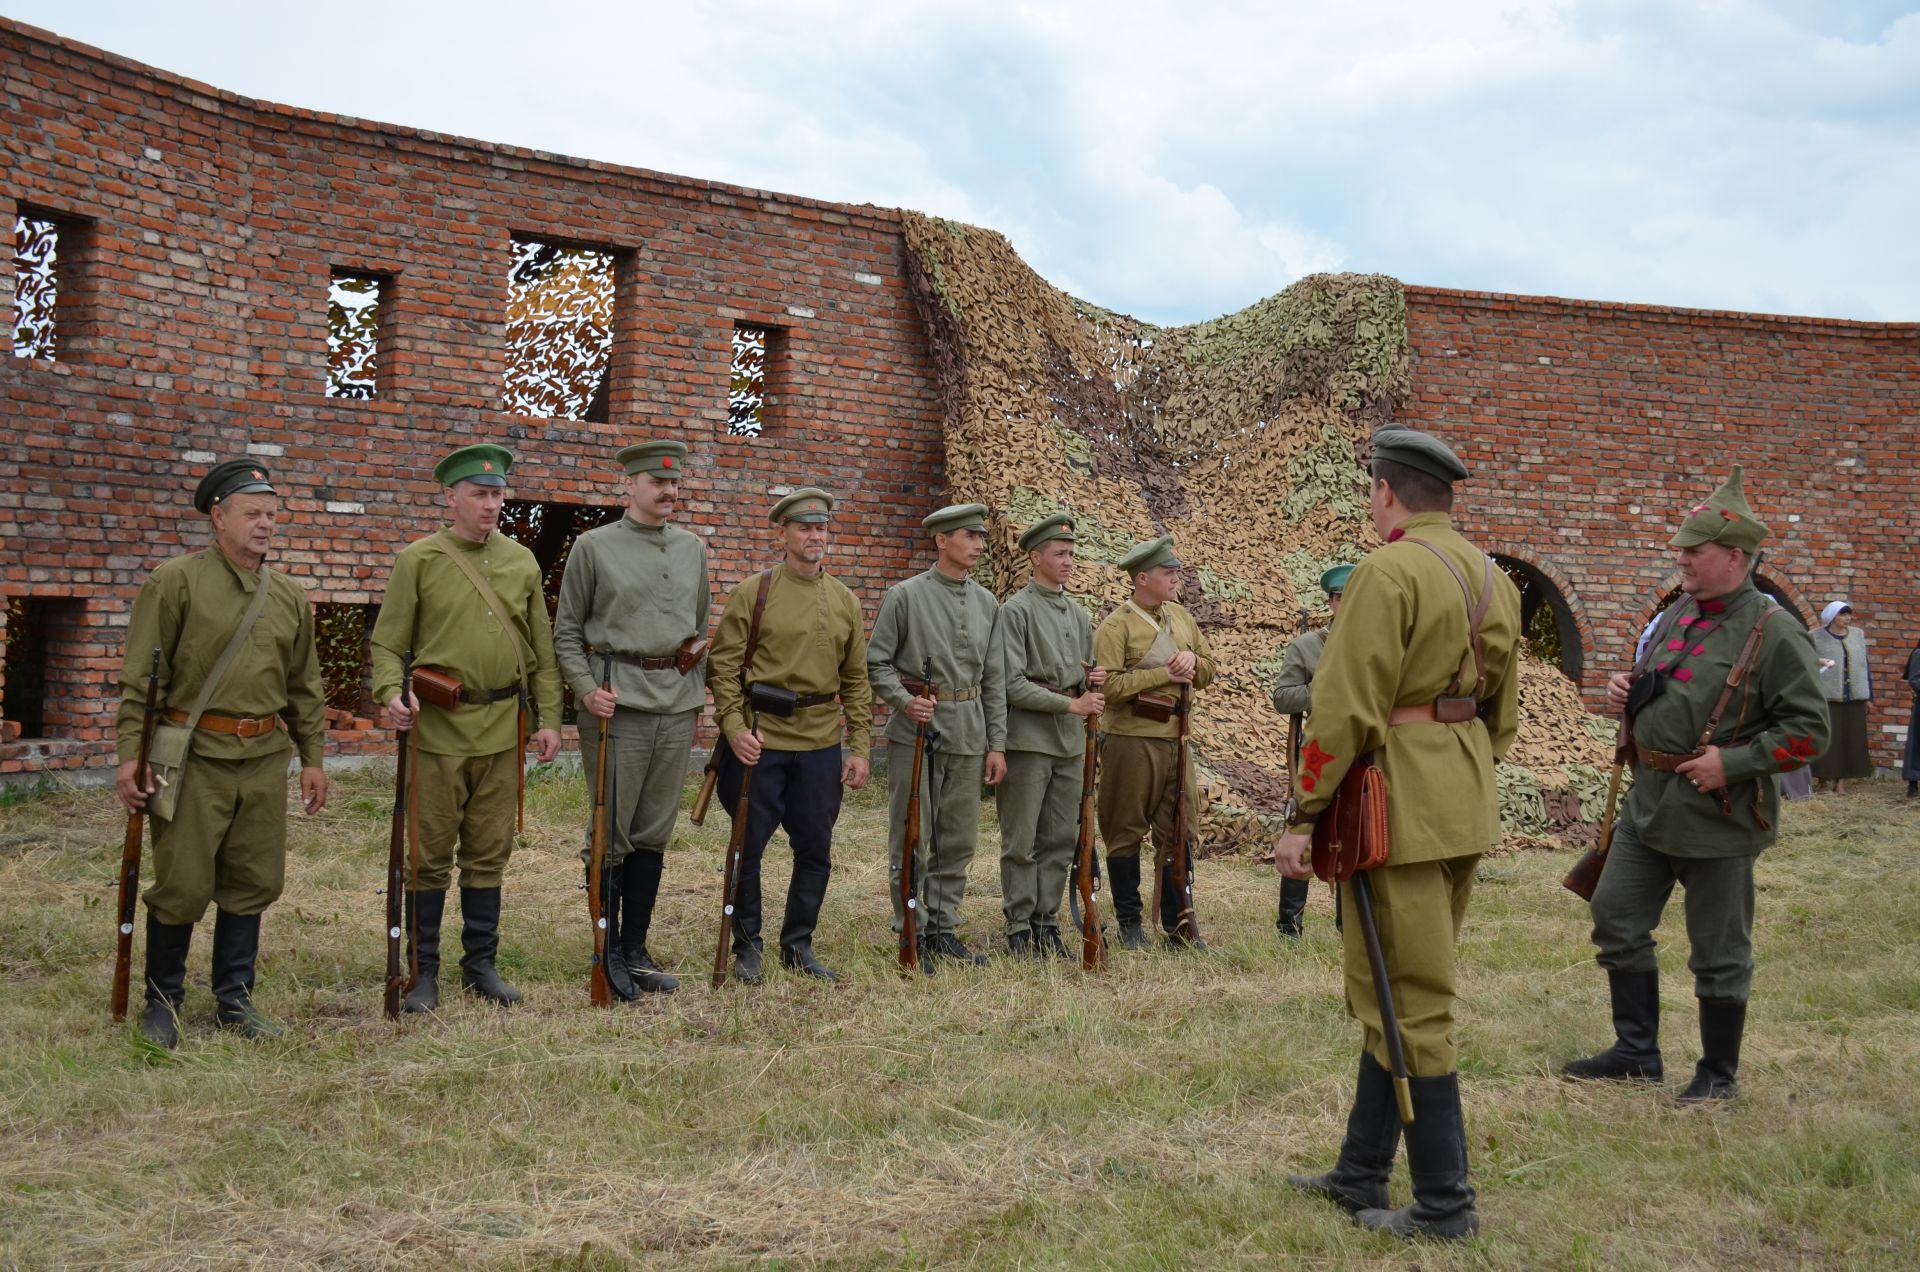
[314,601,378,716]
[3,596,81,739]
[500,499,622,724]
[12,213,61,361]
[728,323,775,436]
[503,237,614,422]
[326,271,386,399]
[1495,556,1582,681]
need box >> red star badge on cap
[662,457,674,469]
[482,460,494,471]
[251,470,263,479]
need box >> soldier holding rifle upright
[1273,426,1521,1241]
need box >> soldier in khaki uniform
[1274,426,1521,1241]
[708,487,873,983]
[372,445,563,1010]
[867,503,1007,968]
[114,460,328,1049]
[553,440,709,998]
[1564,469,1828,1103]
[1269,562,1353,938]
[987,513,1107,958]
[1093,535,1215,950]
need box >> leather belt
[166,708,283,739]
[1032,679,1074,698]
[1389,705,1437,726]
[607,651,678,671]
[899,676,982,703]
[461,683,523,705]
[793,692,840,709]
[1637,747,1703,773]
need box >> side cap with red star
[617,440,689,478]
[1668,465,1769,552]
[433,443,514,488]
[193,459,276,513]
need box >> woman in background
[1810,601,1872,794]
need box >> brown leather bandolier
[1629,608,1779,823]
[1395,538,1494,725]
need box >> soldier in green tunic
[114,460,329,1049]
[1269,562,1353,938]
[1092,535,1216,950]
[1563,467,1828,1104]
[553,440,709,998]
[867,503,1007,967]
[986,514,1107,958]
[371,445,563,1011]
[708,487,873,983]
[1273,426,1522,1240]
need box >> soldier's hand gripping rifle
[383,653,416,1021]
[1070,660,1109,971]
[1157,682,1201,944]
[110,648,161,1022]
[898,657,936,974]
[587,654,615,1008]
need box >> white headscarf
[1820,600,1851,626]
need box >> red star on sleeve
[1299,740,1336,792]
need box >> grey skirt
[1812,699,1873,782]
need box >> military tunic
[1292,512,1522,1075]
[989,579,1095,936]
[1093,598,1215,861]
[116,546,326,924]
[1269,627,1329,718]
[370,528,563,890]
[867,568,1003,936]
[553,515,710,869]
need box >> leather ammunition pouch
[1311,753,1391,883]
[748,683,798,718]
[1132,692,1179,723]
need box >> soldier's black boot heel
[621,850,678,994]
[780,940,839,982]
[137,913,192,1049]
[1677,998,1745,1104]
[590,860,639,1002]
[1354,1072,1479,1240]
[402,889,444,1013]
[1562,969,1664,1083]
[211,909,283,1038]
[1108,855,1148,950]
[459,886,523,1005]
[1289,1053,1400,1213]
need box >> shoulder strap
[432,536,531,695]
[739,569,775,685]
[1695,608,1776,749]
[1402,537,1493,697]
[183,566,275,727]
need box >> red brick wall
[1404,286,1920,765]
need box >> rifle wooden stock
[383,654,414,1021]
[711,732,756,988]
[1352,870,1415,1125]
[689,754,719,826]
[1075,700,1108,971]
[898,666,934,974]
[586,657,614,1008]
[1564,723,1628,902]
[1160,683,1201,943]
[110,648,161,1021]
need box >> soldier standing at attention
[708,487,873,983]
[553,440,709,997]
[867,503,1007,968]
[1269,562,1354,938]
[1273,426,1522,1240]
[372,445,563,1011]
[1093,535,1216,950]
[115,460,329,1048]
[987,514,1107,958]
[1562,468,1827,1103]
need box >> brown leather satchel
[410,666,463,713]
[1311,754,1391,883]
[675,636,710,676]
[1132,692,1177,723]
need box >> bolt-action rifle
[1071,661,1109,971]
[110,648,161,1021]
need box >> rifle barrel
[110,648,162,1021]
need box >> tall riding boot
[1355,1072,1479,1240]
[1277,876,1309,938]
[1677,998,1746,1103]
[138,913,193,1049]
[459,886,523,1005]
[1108,855,1147,950]
[1561,969,1663,1083]
[402,890,445,1014]
[211,909,283,1039]
[587,860,639,1002]
[1289,1052,1402,1212]
[620,850,678,994]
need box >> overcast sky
[11,1,1919,324]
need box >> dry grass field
[1,762,1916,1269]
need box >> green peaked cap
[1117,535,1180,575]
[1018,513,1076,551]
[1669,466,1769,552]
[1319,563,1355,594]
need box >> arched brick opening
[1484,545,1591,682]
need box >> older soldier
[1273,426,1521,1241]
[372,445,563,1011]
[708,487,873,983]
[1269,562,1353,938]
[867,503,1006,969]
[553,440,709,997]
[114,460,328,1048]
[987,514,1106,958]
[1093,535,1216,950]
[1563,468,1827,1104]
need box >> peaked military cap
[193,459,276,514]
[770,486,834,525]
[618,440,688,477]
[1018,513,1076,552]
[1320,563,1355,594]
[923,503,988,535]
[435,443,514,488]
[1372,425,1469,484]
[1669,466,1769,552]
[1117,535,1180,576]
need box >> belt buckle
[234,716,267,738]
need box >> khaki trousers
[996,749,1082,933]
[413,747,519,890]
[1341,855,1478,1077]
[146,749,289,925]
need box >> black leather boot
[459,886,523,1005]
[1289,1052,1401,1213]
[731,935,764,985]
[589,860,639,1002]
[927,932,988,967]
[1562,969,1663,1083]
[1005,929,1034,959]
[1355,1072,1479,1240]
[137,913,192,1049]
[211,909,282,1039]
[1677,998,1746,1104]
[402,890,444,1014]
[1277,876,1309,938]
[780,940,839,981]
[620,850,677,993]
[1032,925,1070,960]
[1109,855,1148,950]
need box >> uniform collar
[209,543,265,590]
[442,527,492,552]
[777,561,824,586]
[1387,511,1452,543]
[927,565,971,589]
[621,514,667,534]
[1695,581,1757,615]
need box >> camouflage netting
[900,212,1617,856]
